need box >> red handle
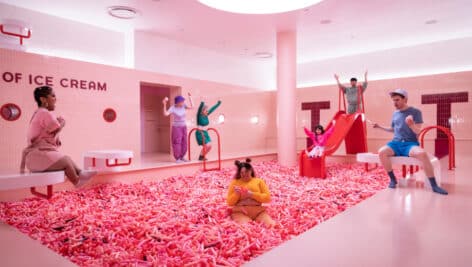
[418,125,455,170]
[0,24,31,45]
[188,127,222,171]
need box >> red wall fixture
[103,108,117,123]
[1,103,21,121]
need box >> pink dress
[20,108,64,172]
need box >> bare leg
[378,145,395,172]
[409,147,433,177]
[199,143,212,160]
[409,146,448,195]
[255,212,275,227]
[378,146,397,188]
[46,156,79,185]
[204,144,212,156]
[231,213,252,224]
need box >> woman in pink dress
[20,86,95,187]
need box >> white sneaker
[176,159,183,163]
[181,158,189,162]
[76,170,97,188]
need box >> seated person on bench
[20,86,96,187]
[371,89,447,195]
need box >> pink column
[276,31,297,166]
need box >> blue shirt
[391,107,423,142]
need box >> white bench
[83,150,133,172]
[356,152,441,188]
[0,171,65,199]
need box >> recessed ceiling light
[425,19,438,25]
[198,0,324,14]
[254,52,273,58]
[108,6,138,19]
[320,19,331,24]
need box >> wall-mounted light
[103,108,117,123]
[254,52,273,59]
[0,103,21,121]
[250,116,260,124]
[217,114,225,124]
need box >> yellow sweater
[227,177,271,206]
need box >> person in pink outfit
[20,86,96,187]
[303,121,336,158]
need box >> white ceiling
[1,0,472,89]
[2,0,471,60]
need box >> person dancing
[196,100,221,160]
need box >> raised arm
[304,127,315,140]
[249,179,271,203]
[334,73,346,92]
[186,92,194,109]
[197,101,205,116]
[362,70,368,92]
[325,122,336,137]
[207,100,222,115]
[162,97,171,116]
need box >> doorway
[140,82,180,163]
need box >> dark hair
[314,125,325,136]
[34,86,53,107]
[234,158,255,179]
[350,77,357,82]
[390,93,406,99]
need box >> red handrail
[188,127,222,171]
[0,24,31,45]
[418,125,455,170]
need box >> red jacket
[304,126,335,146]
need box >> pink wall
[296,71,472,153]
[2,47,470,174]
[0,48,275,173]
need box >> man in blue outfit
[372,89,448,195]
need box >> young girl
[227,158,275,227]
[303,121,336,158]
[163,93,193,163]
[21,86,96,187]
[196,100,221,160]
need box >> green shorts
[196,130,211,145]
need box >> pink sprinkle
[0,161,388,266]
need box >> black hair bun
[234,160,241,166]
[245,158,252,163]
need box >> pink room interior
[1,1,472,267]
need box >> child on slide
[303,121,336,158]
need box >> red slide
[299,110,368,178]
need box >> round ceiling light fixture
[198,0,324,14]
[108,6,138,19]
[254,52,273,58]
[320,19,331,24]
